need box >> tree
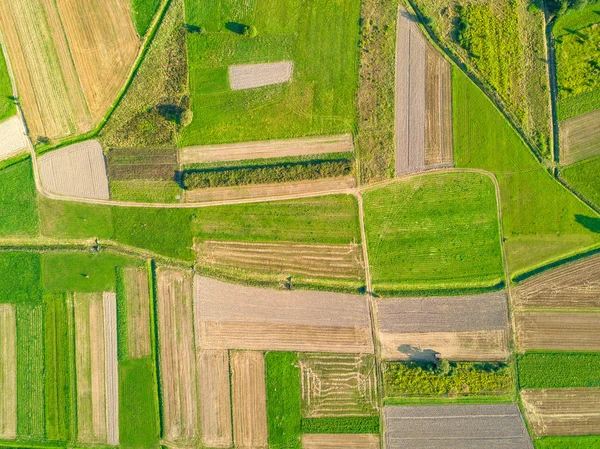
[434,358,453,376]
[180,109,193,127]
[243,25,258,38]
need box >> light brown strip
[0,304,17,440]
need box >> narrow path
[543,2,560,164]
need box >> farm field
[303,434,380,448]
[363,172,504,295]
[130,0,161,36]
[182,0,360,145]
[0,304,16,440]
[515,312,600,351]
[0,157,39,237]
[561,155,600,209]
[0,116,27,160]
[559,109,600,165]
[0,50,15,122]
[518,353,600,389]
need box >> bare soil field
[156,269,199,444]
[55,0,139,120]
[0,304,16,440]
[184,176,356,202]
[229,61,293,90]
[230,351,268,449]
[38,140,110,199]
[512,254,600,310]
[103,292,118,446]
[560,109,600,165]
[180,134,354,164]
[194,276,373,353]
[384,404,533,449]
[74,292,107,444]
[521,388,600,436]
[197,240,364,281]
[303,434,380,449]
[299,354,378,417]
[515,312,600,351]
[0,116,27,160]
[196,350,233,449]
[123,267,151,358]
[107,148,178,181]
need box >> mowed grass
[0,48,15,122]
[131,0,161,36]
[363,172,504,295]
[453,67,600,278]
[518,352,600,389]
[0,158,39,237]
[561,155,600,209]
[182,0,360,145]
[534,436,600,448]
[0,252,42,303]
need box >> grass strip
[300,417,379,434]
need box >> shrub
[243,25,258,38]
[180,109,193,127]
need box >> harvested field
[231,351,268,449]
[0,304,16,440]
[515,312,600,351]
[196,350,232,449]
[0,116,27,160]
[156,269,199,444]
[560,108,600,165]
[194,276,373,353]
[180,134,354,164]
[197,240,364,281]
[229,61,294,91]
[299,354,378,418]
[395,8,453,175]
[123,267,151,358]
[303,434,380,449]
[106,148,178,181]
[521,388,600,436]
[184,176,356,203]
[38,140,110,199]
[512,254,600,310]
[384,404,533,448]
[103,292,118,446]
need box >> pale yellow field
[0,304,16,440]
[123,267,151,358]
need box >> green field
[0,48,15,122]
[131,0,161,36]
[110,180,181,203]
[0,252,42,304]
[0,158,39,237]
[453,66,600,277]
[363,172,504,295]
[561,155,600,208]
[182,0,360,145]
[535,436,600,449]
[301,416,379,434]
[518,352,600,389]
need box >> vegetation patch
[0,49,15,122]
[300,416,379,434]
[106,147,178,181]
[0,158,39,237]
[534,436,600,448]
[518,352,600,389]
[0,252,42,304]
[110,180,181,203]
[131,0,161,36]
[561,155,600,208]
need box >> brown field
[379,330,510,361]
[231,351,268,449]
[299,354,378,418]
[107,148,178,181]
[184,176,356,202]
[0,304,16,440]
[0,116,27,160]
[512,254,600,310]
[197,240,364,281]
[103,293,119,446]
[123,267,151,358]
[38,140,110,199]
[196,350,233,449]
[521,388,600,436]
[194,276,373,353]
[560,108,600,165]
[74,293,107,444]
[302,434,380,449]
[156,269,199,444]
[229,61,293,90]
[180,134,354,164]
[515,312,600,351]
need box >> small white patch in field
[229,61,293,90]
[0,116,27,160]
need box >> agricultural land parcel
[561,155,600,209]
[518,353,600,389]
[130,0,161,36]
[0,49,15,122]
[0,116,27,160]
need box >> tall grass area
[363,172,504,295]
[301,417,379,434]
[453,67,600,277]
[0,252,42,303]
[131,0,161,36]
[534,436,600,448]
[265,352,301,449]
[0,158,39,237]
[561,155,600,209]
[518,352,600,389]
[0,48,15,121]
[182,0,360,145]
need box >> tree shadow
[564,28,588,40]
[397,345,439,363]
[225,21,247,35]
[185,24,202,34]
[156,104,183,124]
[575,214,600,233]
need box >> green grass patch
[363,172,504,295]
[561,155,600,208]
[131,0,161,36]
[534,436,600,448]
[0,252,42,304]
[518,352,600,389]
[453,66,600,277]
[110,180,181,203]
[39,197,114,239]
[182,0,360,145]
[0,48,15,122]
[119,357,160,448]
[265,352,301,449]
[300,417,379,434]
[0,158,39,237]
[557,87,600,120]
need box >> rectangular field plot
[521,388,600,436]
[123,267,151,359]
[303,433,380,448]
[181,134,354,164]
[384,404,533,448]
[0,304,16,440]
[512,254,600,310]
[231,351,268,449]
[229,61,293,90]
[515,312,600,351]
[194,276,373,353]
[560,108,600,165]
[300,354,378,418]
[0,116,27,161]
[106,148,178,181]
